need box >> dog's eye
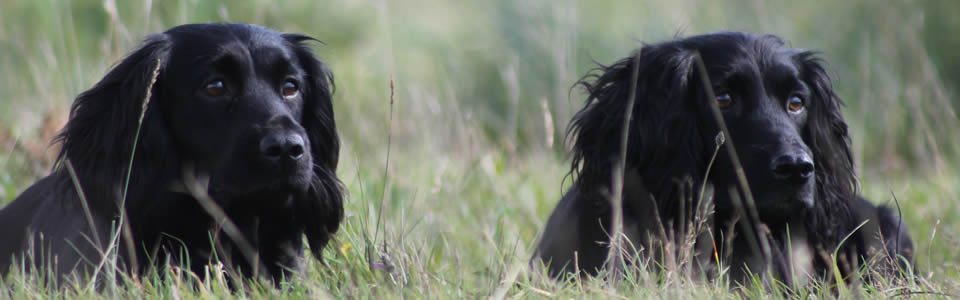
[716,93,734,109]
[204,80,227,97]
[787,96,805,113]
[281,80,299,98]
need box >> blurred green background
[0,0,957,297]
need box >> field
[1,0,958,298]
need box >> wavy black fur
[535,32,913,285]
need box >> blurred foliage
[1,0,958,177]
[923,0,960,92]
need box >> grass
[1,0,959,298]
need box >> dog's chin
[254,171,313,193]
[211,169,313,197]
[753,192,814,222]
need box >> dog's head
[570,32,854,225]
[155,24,336,196]
[56,23,343,255]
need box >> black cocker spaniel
[0,23,344,284]
[534,31,913,285]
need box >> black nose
[259,133,305,161]
[771,154,814,183]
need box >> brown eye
[281,80,299,98]
[716,93,733,109]
[787,96,804,113]
[204,80,226,97]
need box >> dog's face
[156,24,327,196]
[693,35,817,219]
[544,32,898,281]
[34,23,343,280]
[570,32,853,224]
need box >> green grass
[1,0,959,298]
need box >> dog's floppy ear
[284,34,344,259]
[570,44,703,197]
[55,34,170,210]
[795,51,856,243]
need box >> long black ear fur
[569,44,706,209]
[284,35,344,260]
[794,52,857,247]
[54,34,172,214]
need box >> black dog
[0,23,343,283]
[534,32,913,284]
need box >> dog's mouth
[173,161,314,198]
[203,178,312,201]
[227,167,313,195]
[750,185,815,221]
[271,168,314,190]
[712,175,815,218]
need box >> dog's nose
[770,154,814,183]
[259,133,305,161]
